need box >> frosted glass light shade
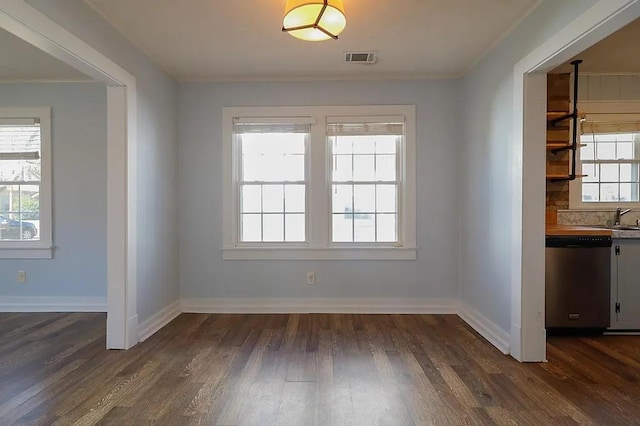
[282,0,346,41]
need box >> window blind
[0,123,41,158]
[581,113,640,134]
[582,121,640,135]
[233,117,312,134]
[326,116,405,136]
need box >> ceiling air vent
[345,51,377,64]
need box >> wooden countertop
[546,224,612,236]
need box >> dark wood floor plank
[0,312,639,425]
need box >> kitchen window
[0,108,52,258]
[579,130,640,203]
[570,107,640,209]
[222,105,416,260]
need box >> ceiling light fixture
[282,0,346,41]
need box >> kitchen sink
[586,225,640,238]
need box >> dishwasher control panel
[546,236,612,248]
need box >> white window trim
[569,101,640,210]
[222,105,417,260]
[0,108,52,259]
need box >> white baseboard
[181,297,458,314]
[458,302,510,355]
[138,301,181,343]
[0,296,107,312]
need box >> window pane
[280,154,305,181]
[600,183,618,201]
[353,185,375,213]
[600,164,618,182]
[279,137,305,155]
[354,213,375,242]
[0,214,37,241]
[17,213,37,240]
[582,183,599,202]
[620,163,635,182]
[242,155,263,181]
[0,214,18,241]
[263,214,284,242]
[20,183,39,224]
[333,154,352,181]
[333,213,353,242]
[376,185,397,213]
[284,185,305,213]
[580,141,595,161]
[376,137,397,154]
[333,137,353,154]
[582,163,597,183]
[353,155,375,181]
[258,155,298,181]
[0,159,41,182]
[617,142,634,160]
[0,186,10,212]
[595,134,617,142]
[377,214,397,242]
[241,133,305,182]
[0,125,41,183]
[262,185,284,213]
[352,136,376,154]
[596,142,615,160]
[242,185,261,213]
[242,214,261,242]
[620,183,639,202]
[376,155,396,181]
[0,183,40,241]
[285,214,305,242]
[332,184,352,213]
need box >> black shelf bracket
[550,145,572,154]
[550,113,575,127]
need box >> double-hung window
[570,105,640,209]
[328,118,402,243]
[0,108,52,258]
[235,119,310,243]
[223,105,416,260]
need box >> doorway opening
[514,0,640,361]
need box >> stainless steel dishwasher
[545,235,612,329]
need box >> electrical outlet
[17,271,26,283]
[306,272,316,285]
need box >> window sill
[223,246,417,260]
[0,245,53,259]
[566,203,640,211]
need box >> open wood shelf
[546,143,587,152]
[546,111,586,124]
[546,174,587,181]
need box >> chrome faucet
[614,207,632,226]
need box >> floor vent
[344,51,377,64]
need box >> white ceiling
[0,27,90,82]
[85,0,540,81]
[553,17,640,74]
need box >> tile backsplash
[558,209,640,226]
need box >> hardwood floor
[0,313,639,425]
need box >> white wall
[0,82,107,299]
[578,74,640,100]
[460,0,600,332]
[26,0,179,322]
[178,80,461,302]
